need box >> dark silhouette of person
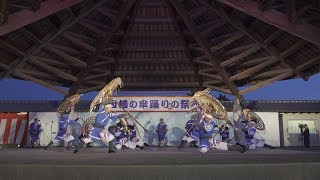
[302,124,310,148]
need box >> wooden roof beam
[221,45,261,67]
[170,0,240,96]
[0,0,9,25]
[239,54,320,95]
[210,33,245,52]
[44,46,87,68]
[263,29,281,45]
[85,72,111,81]
[97,7,117,19]
[239,72,293,95]
[280,40,307,58]
[78,21,106,37]
[0,0,84,36]
[29,57,77,81]
[207,2,300,76]
[230,56,275,81]
[20,27,43,44]
[62,32,96,52]
[200,20,226,36]
[114,71,196,76]
[202,83,231,94]
[29,55,68,68]
[198,70,223,80]
[216,0,320,46]
[79,81,201,93]
[67,0,137,97]
[12,71,68,95]
[285,0,296,23]
[29,0,41,11]
[0,0,109,80]
[0,39,26,57]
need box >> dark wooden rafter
[257,0,276,11]
[285,0,296,23]
[0,0,108,79]
[216,0,320,46]
[0,39,25,56]
[239,53,320,94]
[79,81,200,94]
[0,0,8,25]
[0,0,110,95]
[108,0,142,82]
[0,0,85,36]
[30,0,41,11]
[169,0,240,97]
[221,44,261,67]
[206,2,305,81]
[164,0,203,87]
[29,57,78,81]
[67,0,137,97]
[13,71,68,95]
[211,33,245,52]
[19,27,43,44]
[230,56,274,81]
[0,60,67,94]
[44,46,87,68]
[61,32,96,52]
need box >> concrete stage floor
[0,147,320,180]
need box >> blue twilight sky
[0,73,319,100]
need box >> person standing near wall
[156,118,168,146]
[303,124,310,148]
[29,118,42,148]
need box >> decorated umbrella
[57,94,82,113]
[89,77,123,113]
[243,109,266,131]
[90,77,147,135]
[191,88,228,122]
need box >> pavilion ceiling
[0,0,319,98]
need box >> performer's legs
[233,122,247,146]
[30,135,38,148]
[178,140,187,149]
[190,141,198,147]
[227,144,246,153]
[66,140,73,150]
[73,137,91,153]
[263,143,275,149]
[64,135,74,150]
[108,139,116,153]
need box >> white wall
[281,113,320,146]
[28,111,280,147]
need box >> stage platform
[0,147,320,180]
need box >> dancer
[127,124,149,149]
[191,113,246,153]
[178,115,198,149]
[73,103,126,153]
[44,108,79,150]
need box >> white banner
[110,96,192,112]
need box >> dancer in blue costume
[29,118,42,148]
[73,103,126,153]
[44,108,79,150]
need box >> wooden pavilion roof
[0,0,319,98]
